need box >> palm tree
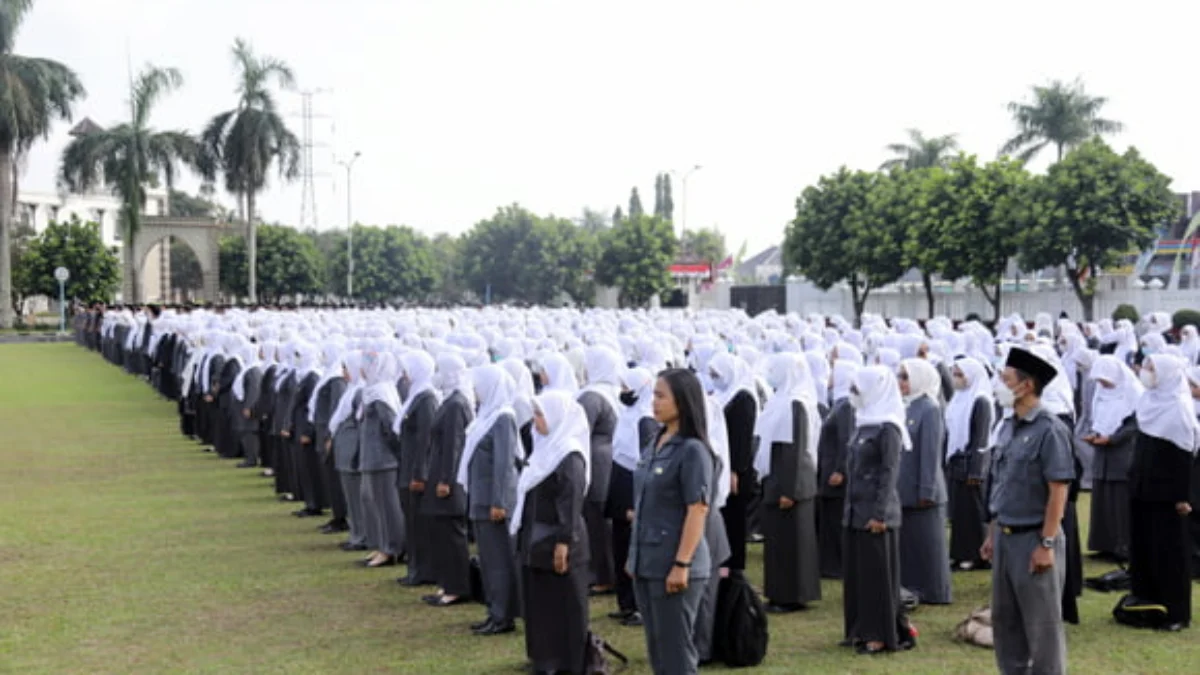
[880,129,959,171]
[0,0,85,328]
[199,38,300,303]
[1001,78,1123,163]
[59,65,199,303]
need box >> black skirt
[523,565,588,673]
[843,527,903,648]
[1130,499,1192,624]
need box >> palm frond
[131,65,183,128]
[1016,141,1049,165]
[0,0,34,55]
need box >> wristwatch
[673,560,692,569]
[1040,536,1055,549]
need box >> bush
[1172,309,1200,331]
[1112,304,1139,324]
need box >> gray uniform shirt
[986,405,1076,527]
[899,395,948,508]
[628,434,713,580]
[357,401,399,473]
[332,390,363,472]
[466,414,520,520]
[844,423,904,530]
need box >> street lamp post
[670,164,703,236]
[338,151,362,299]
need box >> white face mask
[848,392,864,410]
[994,381,1016,409]
[1139,370,1157,390]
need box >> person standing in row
[943,357,993,571]
[982,347,1074,675]
[329,352,371,553]
[897,358,952,605]
[707,352,759,574]
[1085,355,1140,563]
[629,369,714,675]
[232,341,264,470]
[514,389,592,674]
[357,352,405,569]
[309,342,348,534]
[755,352,822,613]
[842,366,910,655]
[395,352,438,586]
[608,367,658,627]
[288,344,326,518]
[817,359,858,579]
[577,346,622,596]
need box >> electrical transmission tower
[295,88,332,230]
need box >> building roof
[68,117,104,136]
[736,246,781,276]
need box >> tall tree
[653,174,664,217]
[200,38,301,304]
[678,227,726,265]
[320,224,438,303]
[1018,139,1179,320]
[660,173,674,221]
[628,187,644,219]
[0,0,86,327]
[169,238,204,300]
[8,218,34,319]
[612,205,624,224]
[595,214,676,307]
[19,215,120,305]
[219,223,323,303]
[1001,78,1123,163]
[579,207,610,234]
[60,64,199,303]
[880,129,959,171]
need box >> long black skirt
[843,527,902,648]
[817,496,844,579]
[523,565,588,674]
[1130,499,1192,624]
[1088,479,1131,560]
[900,505,952,604]
[947,478,988,563]
[1062,499,1083,624]
[583,501,615,587]
[762,499,821,606]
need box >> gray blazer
[397,391,438,485]
[579,391,617,504]
[332,390,362,473]
[423,391,474,516]
[899,395,948,508]
[1091,415,1137,482]
[233,367,262,434]
[817,398,855,498]
[357,400,399,473]
[628,434,713,580]
[945,397,993,482]
[270,374,295,435]
[759,401,818,503]
[466,414,520,520]
[843,423,903,530]
[313,378,346,453]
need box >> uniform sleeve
[293,376,318,439]
[779,402,809,499]
[874,424,903,523]
[917,402,945,502]
[243,371,262,411]
[967,398,993,480]
[410,395,436,482]
[1108,415,1138,446]
[726,392,758,475]
[834,402,855,475]
[554,453,587,544]
[580,393,601,431]
[679,440,713,506]
[1039,417,1077,484]
[491,416,517,508]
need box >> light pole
[338,151,361,299]
[670,164,703,236]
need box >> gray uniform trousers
[692,573,722,662]
[634,578,706,675]
[992,530,1068,675]
[339,472,370,548]
[474,519,517,623]
[361,469,406,557]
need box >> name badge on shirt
[654,467,664,475]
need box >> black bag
[712,570,769,667]
[1112,594,1169,629]
[468,556,487,604]
[583,631,628,674]
[1085,567,1131,593]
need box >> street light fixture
[670,164,703,236]
[338,151,362,299]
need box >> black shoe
[607,609,633,620]
[293,508,322,518]
[340,542,368,552]
[765,603,804,614]
[236,461,256,468]
[620,612,643,627]
[470,618,492,631]
[320,521,350,534]
[474,620,515,636]
[397,577,429,587]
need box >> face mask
[1139,370,1157,389]
[994,381,1016,409]
[848,392,864,410]
[619,391,639,407]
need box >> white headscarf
[708,352,758,409]
[613,367,655,472]
[510,391,592,535]
[307,340,346,423]
[1136,354,1200,454]
[230,339,261,402]
[327,351,364,435]
[1089,355,1143,436]
[830,360,860,402]
[272,342,295,392]
[944,357,993,458]
[752,353,821,479]
[437,352,475,404]
[457,364,516,492]
[538,352,579,393]
[359,351,401,418]
[900,358,941,405]
[853,366,913,450]
[394,351,437,432]
[500,357,537,428]
[705,393,732,509]
[578,345,623,415]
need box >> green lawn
[0,343,1196,674]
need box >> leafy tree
[1002,78,1122,163]
[428,232,466,303]
[60,64,199,303]
[19,216,120,304]
[612,205,624,224]
[169,238,204,299]
[595,214,676,307]
[880,129,959,170]
[873,168,944,318]
[783,168,905,323]
[304,228,347,296]
[219,223,322,303]
[660,173,674,221]
[628,187,644,219]
[1018,139,1179,320]
[321,224,437,303]
[460,204,539,303]
[200,38,301,303]
[579,207,610,234]
[678,227,726,265]
[169,188,225,219]
[515,216,599,306]
[933,155,1030,322]
[0,0,86,327]
[8,219,34,318]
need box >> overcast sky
[17,0,1200,255]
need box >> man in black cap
[981,347,1074,675]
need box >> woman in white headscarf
[307,340,350,533]
[754,353,822,613]
[1085,355,1143,562]
[230,339,265,470]
[285,342,329,519]
[1179,325,1200,366]
[707,353,759,574]
[328,351,372,554]
[577,345,623,595]
[608,367,658,627]
[816,359,859,579]
[537,351,580,393]
[1127,355,1200,630]
[895,358,952,605]
[943,357,994,570]
[500,357,538,457]
[842,366,913,654]
[269,342,301,500]
[514,390,592,673]
[394,351,441,587]
[357,351,405,569]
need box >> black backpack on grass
[1112,594,1169,629]
[712,570,769,667]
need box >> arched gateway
[123,216,225,303]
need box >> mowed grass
[0,344,1197,674]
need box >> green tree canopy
[628,187,644,219]
[678,227,726,265]
[1018,138,1179,320]
[19,215,120,304]
[219,224,322,303]
[320,225,438,304]
[169,238,204,299]
[594,213,676,308]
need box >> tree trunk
[1066,267,1095,321]
[922,270,935,319]
[247,191,257,303]
[0,146,13,328]
[982,282,1002,324]
[126,226,139,304]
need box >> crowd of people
[73,303,1200,674]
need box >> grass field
[0,343,1197,674]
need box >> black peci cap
[1004,347,1058,390]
